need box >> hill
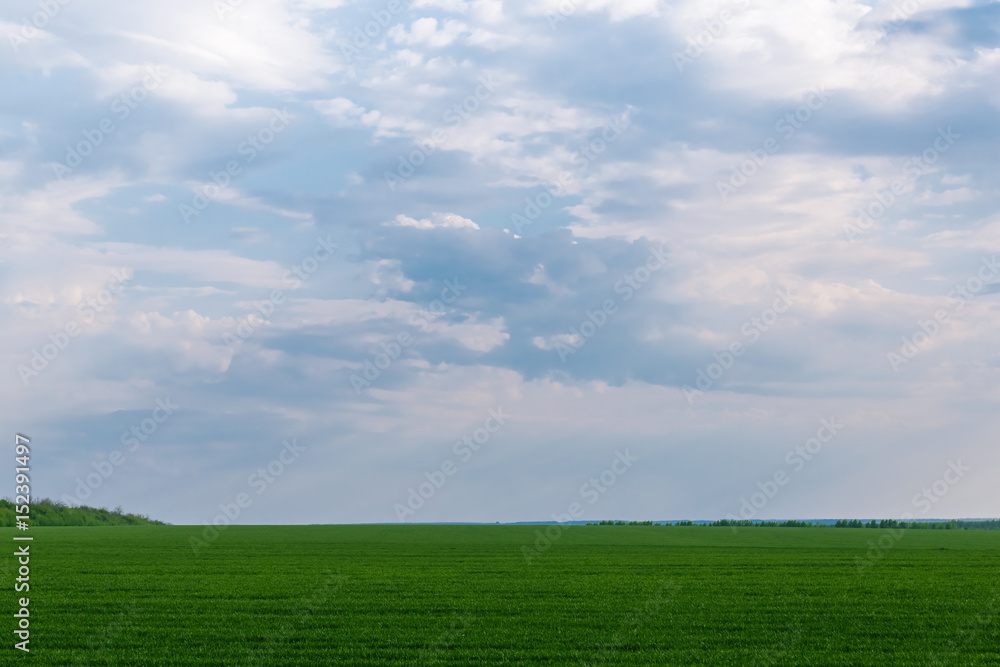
[0,498,166,526]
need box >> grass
[2,525,998,665]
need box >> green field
[2,525,998,665]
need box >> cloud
[314,97,382,127]
[229,226,269,243]
[412,0,470,12]
[915,187,979,206]
[4,0,999,525]
[389,212,480,229]
[388,17,470,47]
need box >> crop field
[2,525,999,665]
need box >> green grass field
[2,525,998,665]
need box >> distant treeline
[588,519,1000,530]
[0,498,166,526]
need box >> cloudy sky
[2,0,999,526]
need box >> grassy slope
[0,498,165,526]
[1,525,998,665]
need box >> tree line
[0,498,166,526]
[586,518,1000,530]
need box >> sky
[1,0,999,526]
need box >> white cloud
[529,0,664,22]
[389,212,480,229]
[915,187,979,206]
[667,0,966,110]
[314,97,381,127]
[388,17,470,47]
[412,0,470,12]
[0,174,125,237]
